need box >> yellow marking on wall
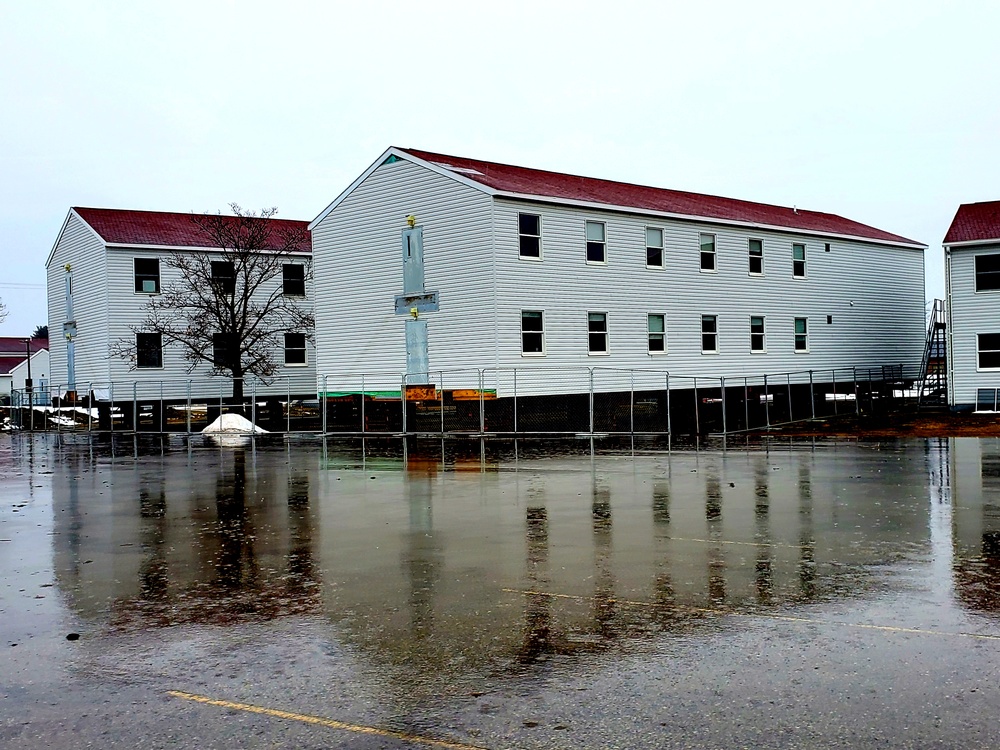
[500,589,1000,642]
[166,691,490,750]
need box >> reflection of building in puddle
[51,447,322,630]
[950,438,1000,614]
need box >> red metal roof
[0,337,48,357]
[73,208,310,251]
[399,148,921,246]
[944,201,1000,244]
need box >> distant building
[45,208,314,401]
[944,200,1000,411]
[310,147,927,397]
[0,337,49,404]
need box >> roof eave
[944,238,1000,249]
[493,192,926,249]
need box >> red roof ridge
[397,147,922,247]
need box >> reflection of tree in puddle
[108,448,321,630]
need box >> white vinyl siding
[946,242,1000,407]
[311,157,495,389]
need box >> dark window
[588,312,608,354]
[586,221,606,263]
[793,243,806,278]
[824,242,831,252]
[700,233,716,271]
[648,314,665,352]
[283,264,305,296]
[521,311,544,354]
[136,333,162,368]
[827,315,833,325]
[975,254,1000,292]
[284,332,306,365]
[646,228,664,267]
[702,315,718,353]
[977,388,998,412]
[794,317,809,351]
[750,316,765,352]
[748,239,763,275]
[211,261,235,294]
[978,333,1000,369]
[134,258,160,293]
[518,213,541,259]
[212,333,236,368]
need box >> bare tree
[113,205,313,402]
[0,297,7,325]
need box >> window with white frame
[586,221,606,263]
[975,254,1000,292]
[748,239,763,275]
[750,316,765,352]
[792,243,806,278]
[977,388,1000,412]
[978,333,1000,369]
[136,333,162,368]
[588,312,608,354]
[134,258,160,293]
[794,317,809,351]
[700,233,716,271]
[518,213,541,259]
[282,264,306,296]
[646,227,664,268]
[701,315,718,353]
[647,313,666,353]
[521,310,545,354]
[284,332,307,365]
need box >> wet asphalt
[1,433,999,749]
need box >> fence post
[665,372,671,437]
[322,375,328,435]
[132,382,138,434]
[589,368,595,436]
[513,368,518,436]
[110,382,115,434]
[720,376,727,435]
[287,377,291,434]
[361,373,366,435]
[694,376,700,436]
[743,378,749,432]
[159,381,164,433]
[764,375,770,428]
[630,370,635,435]
[832,369,838,415]
[479,369,486,435]
[787,373,793,424]
[853,367,859,414]
[401,374,408,435]
[251,380,258,433]
[440,371,445,436]
[809,371,815,420]
[87,382,93,432]
[186,380,192,434]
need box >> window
[646,227,664,268]
[213,333,236,368]
[211,261,235,294]
[794,317,809,352]
[750,316,765,353]
[586,221,606,263]
[283,264,305,295]
[518,213,541,259]
[978,333,1000,369]
[588,312,608,354]
[975,254,1000,292]
[792,243,806,278]
[284,332,307,365]
[134,258,160,293]
[521,311,544,355]
[977,389,999,412]
[647,314,666,353]
[701,315,718,353]
[700,233,716,271]
[136,333,162,368]
[748,239,763,275]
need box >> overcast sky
[1,0,997,336]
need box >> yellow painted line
[501,589,1000,642]
[166,691,490,750]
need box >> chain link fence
[5,364,916,437]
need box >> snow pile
[201,413,269,434]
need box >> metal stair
[917,299,948,409]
